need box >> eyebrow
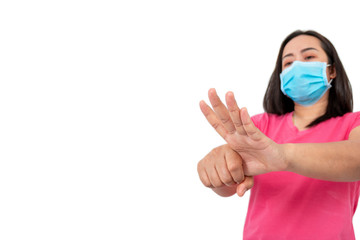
[282,47,319,60]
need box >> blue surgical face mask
[280,61,332,106]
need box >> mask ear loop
[327,63,334,84]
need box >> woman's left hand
[200,88,288,176]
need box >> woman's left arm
[283,126,360,182]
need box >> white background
[1,0,360,239]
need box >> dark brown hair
[263,30,353,127]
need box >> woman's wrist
[279,143,294,172]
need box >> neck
[293,94,328,130]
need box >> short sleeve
[345,111,360,139]
[350,111,360,128]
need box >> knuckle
[216,169,235,186]
[197,171,212,188]
[201,179,212,188]
[210,147,222,158]
[228,161,241,173]
[234,175,245,183]
[232,172,244,183]
[233,120,242,127]
[223,176,234,185]
[218,169,234,185]
[213,144,228,154]
[212,146,221,153]
[202,179,212,188]
[211,101,221,108]
[211,122,220,130]
[202,151,215,164]
[221,117,231,125]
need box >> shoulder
[329,111,360,139]
[340,111,360,119]
[333,111,360,127]
[323,111,360,125]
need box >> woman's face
[281,35,336,80]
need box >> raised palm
[200,88,286,176]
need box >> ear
[329,65,337,79]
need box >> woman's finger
[236,176,254,197]
[206,165,223,188]
[225,147,245,183]
[197,162,212,188]
[225,91,247,135]
[208,88,236,134]
[240,108,262,141]
[199,100,228,139]
[215,156,237,186]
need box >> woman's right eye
[284,62,293,67]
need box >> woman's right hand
[197,144,254,197]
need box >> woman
[197,30,360,239]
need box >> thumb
[236,176,254,197]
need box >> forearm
[283,140,360,181]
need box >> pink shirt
[244,111,360,240]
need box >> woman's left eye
[305,56,314,60]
